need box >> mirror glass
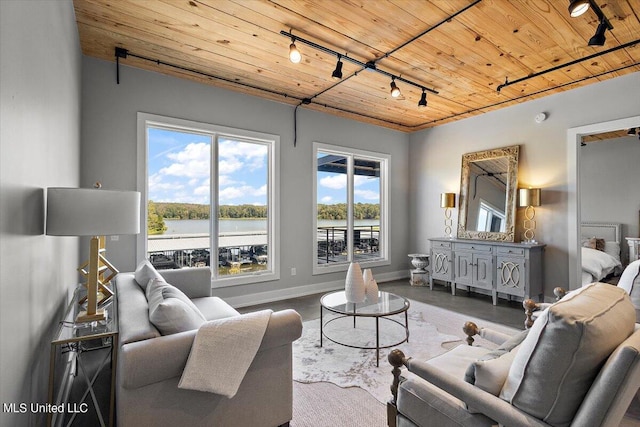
[458,145,519,241]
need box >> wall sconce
[518,188,541,244]
[440,193,456,238]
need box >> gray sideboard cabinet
[429,238,545,305]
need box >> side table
[48,285,118,427]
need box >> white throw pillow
[500,283,635,427]
[134,260,163,290]
[146,278,206,335]
[473,345,520,396]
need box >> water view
[162,218,379,234]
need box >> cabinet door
[453,251,473,285]
[496,256,526,297]
[473,253,493,290]
[431,249,452,281]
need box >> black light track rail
[497,38,640,92]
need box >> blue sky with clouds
[148,127,267,205]
[148,127,380,206]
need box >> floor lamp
[47,186,140,323]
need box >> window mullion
[211,134,219,279]
[347,154,354,262]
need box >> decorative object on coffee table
[345,262,365,303]
[363,269,379,303]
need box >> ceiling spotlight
[418,89,427,108]
[289,39,301,63]
[627,128,637,136]
[331,55,343,80]
[588,19,608,46]
[568,0,590,17]
[390,78,401,98]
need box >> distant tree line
[148,201,380,234]
[317,203,380,220]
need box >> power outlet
[291,267,297,276]
[110,235,119,241]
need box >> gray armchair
[388,283,640,427]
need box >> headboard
[580,222,622,243]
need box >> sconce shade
[46,187,141,236]
[440,193,456,208]
[518,188,541,208]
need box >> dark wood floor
[239,279,526,330]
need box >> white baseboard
[225,269,409,308]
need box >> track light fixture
[418,89,427,108]
[568,0,590,17]
[280,30,438,109]
[332,55,343,80]
[390,78,401,98]
[568,0,613,46]
[588,18,608,46]
[289,38,301,64]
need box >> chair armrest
[462,322,513,346]
[389,350,552,427]
[523,287,567,328]
[119,309,302,389]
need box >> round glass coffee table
[320,290,410,366]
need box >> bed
[580,222,623,285]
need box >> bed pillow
[147,278,206,335]
[134,260,163,290]
[581,246,621,281]
[603,241,621,263]
[500,283,635,427]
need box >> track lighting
[588,19,608,46]
[289,39,301,64]
[568,0,590,17]
[332,55,343,80]
[280,30,439,108]
[418,89,427,108]
[390,78,401,98]
[568,0,613,46]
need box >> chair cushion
[134,260,163,290]
[500,283,635,427]
[147,278,207,335]
[192,296,241,321]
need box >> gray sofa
[114,267,303,427]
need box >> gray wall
[0,1,82,425]
[409,71,640,299]
[80,57,410,304]
[580,135,640,263]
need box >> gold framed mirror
[457,145,520,241]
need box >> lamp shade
[518,188,541,208]
[46,187,140,236]
[440,193,456,208]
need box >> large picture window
[138,113,279,287]
[313,143,389,274]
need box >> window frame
[137,112,280,288]
[312,142,390,275]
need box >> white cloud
[161,142,210,179]
[321,196,333,203]
[219,184,266,202]
[320,174,346,189]
[355,189,380,201]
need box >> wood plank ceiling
[74,0,640,132]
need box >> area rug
[293,300,519,404]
